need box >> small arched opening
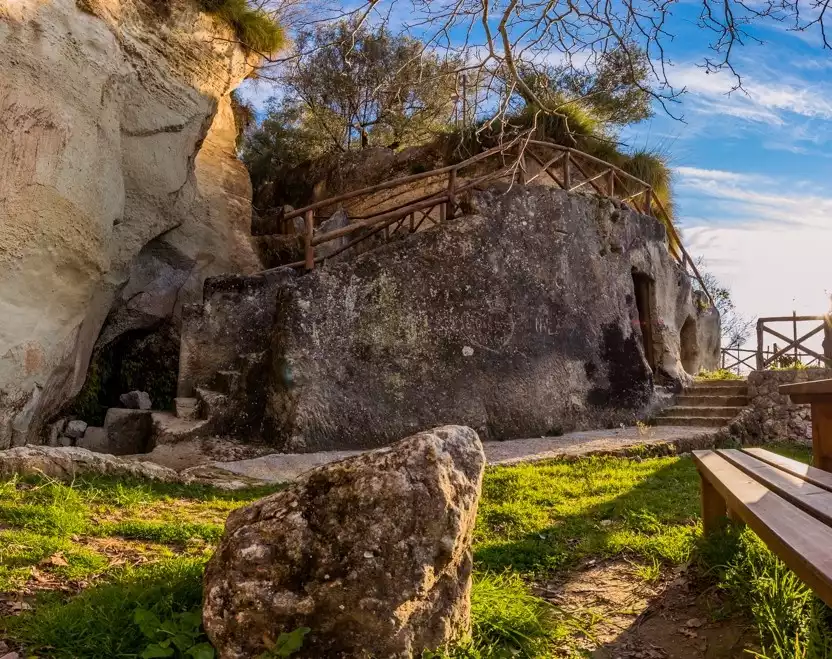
[680,316,699,375]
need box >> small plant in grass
[697,369,744,381]
[256,627,310,658]
[134,607,214,659]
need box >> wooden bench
[693,447,832,607]
[779,379,832,471]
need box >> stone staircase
[653,380,748,428]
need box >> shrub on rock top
[203,425,486,658]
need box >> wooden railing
[756,314,832,370]
[263,137,714,307]
[720,314,832,373]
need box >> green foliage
[697,368,745,381]
[702,526,832,659]
[257,627,310,658]
[517,44,654,128]
[135,607,214,659]
[198,0,284,54]
[242,20,459,208]
[4,558,207,659]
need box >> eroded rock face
[203,425,485,659]
[0,445,179,482]
[0,0,262,448]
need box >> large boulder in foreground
[203,425,485,659]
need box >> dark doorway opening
[632,272,656,371]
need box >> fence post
[448,169,457,218]
[563,152,571,190]
[793,310,798,364]
[756,320,764,370]
[304,209,315,271]
[608,169,615,196]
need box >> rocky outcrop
[203,425,485,659]
[0,445,179,482]
[180,186,719,452]
[0,0,263,448]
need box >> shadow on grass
[2,557,207,659]
[474,456,702,576]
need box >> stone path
[211,425,721,484]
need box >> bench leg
[812,402,832,472]
[701,477,727,536]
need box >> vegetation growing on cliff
[198,0,284,54]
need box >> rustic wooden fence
[263,136,714,307]
[720,314,832,374]
[756,314,832,370]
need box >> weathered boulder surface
[0,445,178,482]
[0,0,262,448]
[203,425,485,659]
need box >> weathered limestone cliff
[0,0,261,447]
[180,186,720,452]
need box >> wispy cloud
[674,164,832,329]
[669,63,832,125]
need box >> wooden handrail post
[644,188,652,216]
[448,169,457,218]
[794,310,799,364]
[408,212,414,233]
[304,209,315,271]
[563,152,571,190]
[608,169,615,196]
[756,320,765,370]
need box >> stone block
[103,408,153,455]
[76,427,108,453]
[174,397,200,420]
[119,391,152,410]
[65,420,88,439]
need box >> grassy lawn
[0,446,828,658]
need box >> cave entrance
[632,272,657,371]
[680,316,699,375]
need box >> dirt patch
[541,560,757,658]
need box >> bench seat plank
[693,450,832,608]
[718,449,832,526]
[742,447,832,493]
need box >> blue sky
[242,1,832,344]
[616,4,832,339]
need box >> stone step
[691,379,747,388]
[675,394,749,407]
[174,397,200,420]
[661,406,745,418]
[653,415,734,428]
[196,387,229,420]
[151,412,212,445]
[689,384,748,396]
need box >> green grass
[475,456,701,574]
[198,0,284,54]
[0,444,826,658]
[697,368,745,380]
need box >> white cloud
[668,62,832,125]
[675,166,832,343]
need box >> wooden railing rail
[722,314,832,373]
[261,138,714,308]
